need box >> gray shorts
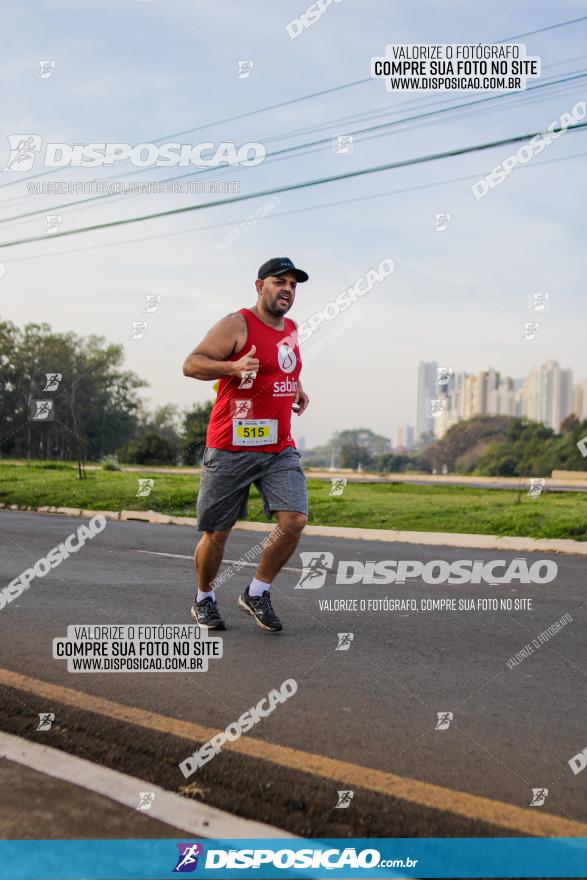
[196,446,308,532]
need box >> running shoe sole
[237,594,283,632]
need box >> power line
[3,14,586,192]
[496,15,587,42]
[7,150,586,263]
[0,78,374,192]
[263,52,587,145]
[347,78,587,148]
[3,66,584,237]
[2,120,586,250]
[3,68,586,228]
[259,75,581,147]
[2,52,583,220]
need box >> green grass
[0,460,586,540]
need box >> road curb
[1,503,586,556]
[0,730,296,839]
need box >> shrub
[117,431,178,465]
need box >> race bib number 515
[232,419,278,446]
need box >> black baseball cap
[257,257,309,283]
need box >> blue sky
[0,0,586,447]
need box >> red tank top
[206,307,302,453]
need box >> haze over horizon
[1,1,585,446]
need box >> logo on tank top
[277,343,297,374]
[231,399,253,418]
[238,371,256,389]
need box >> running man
[182,257,310,633]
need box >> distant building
[477,368,500,415]
[572,380,587,420]
[488,375,517,416]
[521,360,573,431]
[416,361,438,440]
[417,359,579,440]
[395,424,415,450]
[298,436,306,451]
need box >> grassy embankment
[0,460,586,540]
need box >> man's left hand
[293,388,309,415]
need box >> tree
[0,319,21,456]
[413,414,587,477]
[417,416,513,474]
[377,452,415,472]
[339,441,375,470]
[118,431,178,465]
[475,419,554,477]
[0,318,146,465]
[561,414,580,433]
[144,403,181,443]
[181,401,214,465]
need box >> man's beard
[267,294,291,315]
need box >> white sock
[249,577,271,597]
[197,589,215,603]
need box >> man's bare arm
[182,313,258,381]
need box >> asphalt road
[0,510,585,842]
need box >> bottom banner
[0,837,586,879]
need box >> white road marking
[133,549,303,573]
[133,549,191,560]
[0,730,296,839]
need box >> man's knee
[276,511,308,536]
[203,528,231,549]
